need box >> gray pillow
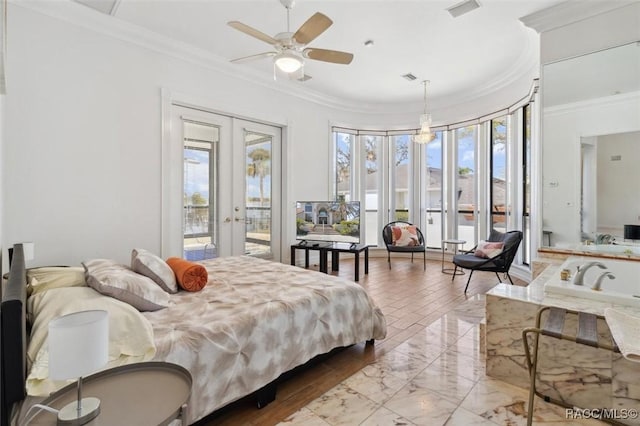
[131,248,178,294]
[83,259,170,312]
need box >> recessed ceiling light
[364,40,374,47]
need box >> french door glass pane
[425,132,443,248]
[390,135,410,222]
[183,121,218,260]
[491,116,507,232]
[457,126,477,250]
[363,135,381,246]
[245,131,272,257]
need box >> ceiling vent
[447,0,481,18]
[72,0,120,15]
[402,73,417,81]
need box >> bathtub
[544,256,640,308]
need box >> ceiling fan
[227,0,354,81]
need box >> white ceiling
[72,0,564,110]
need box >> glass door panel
[245,131,273,257]
[182,121,218,260]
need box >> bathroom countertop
[487,258,640,317]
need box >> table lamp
[48,310,109,425]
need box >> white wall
[1,4,415,266]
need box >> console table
[291,242,370,281]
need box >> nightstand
[26,362,192,425]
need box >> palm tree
[247,147,271,206]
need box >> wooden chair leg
[464,270,474,293]
[411,252,414,263]
[388,252,391,269]
[423,251,426,270]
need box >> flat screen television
[296,200,360,244]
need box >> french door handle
[234,217,245,222]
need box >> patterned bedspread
[142,256,386,424]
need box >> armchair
[381,221,426,270]
[452,229,523,293]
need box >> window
[424,131,443,248]
[490,116,508,232]
[456,126,477,250]
[390,135,410,222]
[335,132,354,201]
[363,134,382,245]
[330,85,536,267]
[522,104,531,265]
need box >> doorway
[167,105,282,260]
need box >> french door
[167,105,281,260]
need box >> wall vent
[611,155,622,161]
[447,0,480,18]
[402,73,417,81]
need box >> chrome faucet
[574,261,607,286]
[592,272,615,291]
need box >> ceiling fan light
[275,51,303,73]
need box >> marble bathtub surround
[485,259,640,425]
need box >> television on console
[296,200,360,244]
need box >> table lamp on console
[48,310,109,425]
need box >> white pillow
[26,286,156,396]
[83,259,170,312]
[27,266,86,295]
[131,248,178,294]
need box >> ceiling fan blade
[293,12,332,45]
[303,48,354,65]
[230,52,276,64]
[228,21,279,46]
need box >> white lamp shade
[49,310,109,380]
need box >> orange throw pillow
[166,257,208,292]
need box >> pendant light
[413,80,436,144]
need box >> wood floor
[197,255,526,426]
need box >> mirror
[542,41,640,253]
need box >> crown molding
[15,0,538,118]
[520,0,638,33]
[543,90,640,117]
[15,0,392,113]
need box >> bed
[1,244,386,425]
